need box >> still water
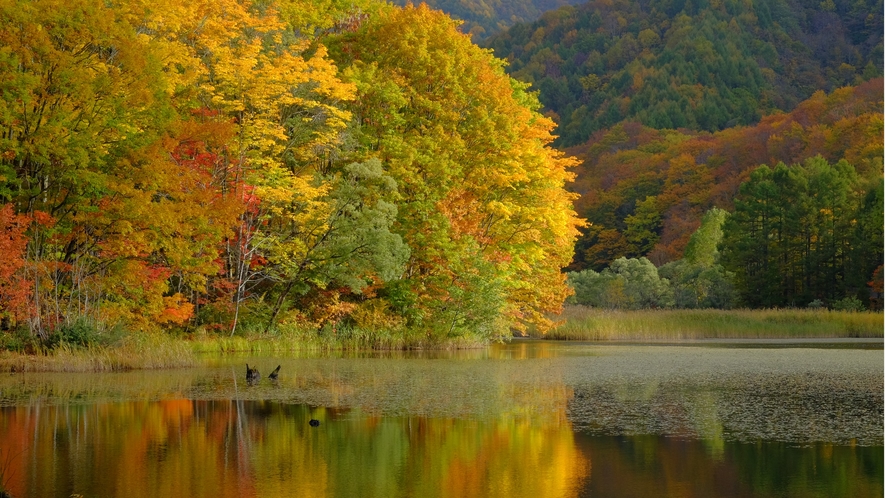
[0,340,882,497]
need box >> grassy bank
[538,306,885,341]
[189,326,489,354]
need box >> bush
[658,260,735,309]
[831,296,866,312]
[568,257,674,309]
[43,318,124,350]
[0,327,37,353]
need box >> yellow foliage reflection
[0,395,588,498]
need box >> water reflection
[1,400,881,498]
[0,342,881,497]
[574,434,883,498]
[0,401,588,498]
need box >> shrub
[831,296,866,312]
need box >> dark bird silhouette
[246,364,261,385]
[309,419,320,427]
[268,365,281,381]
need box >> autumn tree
[0,0,185,335]
[110,0,388,334]
[1,0,584,343]
[0,205,30,325]
[0,0,359,336]
[330,4,583,336]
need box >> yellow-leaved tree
[129,0,397,334]
[329,4,583,337]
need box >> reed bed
[0,325,488,372]
[0,333,196,373]
[3,308,878,372]
[540,306,885,341]
[190,326,488,354]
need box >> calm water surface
[0,340,881,497]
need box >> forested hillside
[391,0,584,39]
[485,0,883,147]
[568,79,883,270]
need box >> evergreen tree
[720,156,880,308]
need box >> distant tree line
[392,0,585,40]
[567,81,883,272]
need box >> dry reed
[540,306,884,341]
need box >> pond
[0,340,882,497]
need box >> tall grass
[190,324,489,354]
[0,333,196,373]
[4,307,877,372]
[0,322,493,372]
[539,306,885,341]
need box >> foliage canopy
[0,0,582,343]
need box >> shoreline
[1,308,882,372]
[517,336,885,344]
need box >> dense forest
[720,156,882,308]
[475,0,883,309]
[568,80,882,269]
[565,81,883,309]
[391,0,585,39]
[0,0,581,343]
[485,0,883,147]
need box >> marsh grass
[540,306,885,341]
[4,307,875,373]
[0,322,490,373]
[190,324,488,353]
[0,333,196,373]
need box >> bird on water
[268,365,281,381]
[309,419,320,427]
[246,364,261,385]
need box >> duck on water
[246,364,280,385]
[244,364,318,426]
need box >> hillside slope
[391,0,584,39]
[567,79,883,270]
[485,0,883,147]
